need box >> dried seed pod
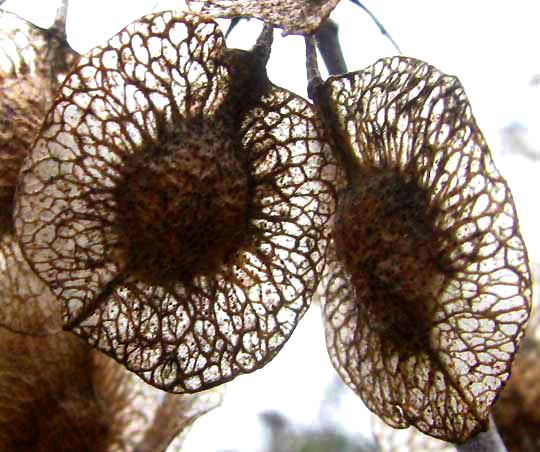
[0,328,222,451]
[308,54,532,442]
[187,0,341,35]
[0,9,78,334]
[15,11,338,393]
[0,330,112,451]
[93,349,224,452]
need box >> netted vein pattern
[0,234,223,451]
[15,11,338,392]
[187,0,341,35]
[319,56,531,441]
[0,72,48,233]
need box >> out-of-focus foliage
[258,410,380,452]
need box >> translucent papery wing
[187,0,341,35]
[321,56,531,441]
[0,73,49,233]
[0,46,56,336]
[70,87,337,393]
[16,10,338,393]
[135,389,224,452]
[0,9,42,78]
[0,234,62,335]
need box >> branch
[225,17,243,38]
[455,415,507,452]
[348,0,401,54]
[314,19,347,75]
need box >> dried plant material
[0,9,77,92]
[187,0,341,35]
[0,234,62,335]
[0,246,221,452]
[313,56,531,441]
[0,73,48,234]
[15,11,337,393]
[0,330,112,451]
[0,8,78,234]
[492,340,540,452]
[0,9,78,334]
[0,328,222,451]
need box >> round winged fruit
[308,53,532,442]
[15,11,338,393]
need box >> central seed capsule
[334,167,448,351]
[114,119,251,285]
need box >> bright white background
[4,1,540,451]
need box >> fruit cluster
[0,2,532,449]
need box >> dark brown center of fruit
[335,167,448,353]
[114,120,251,286]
